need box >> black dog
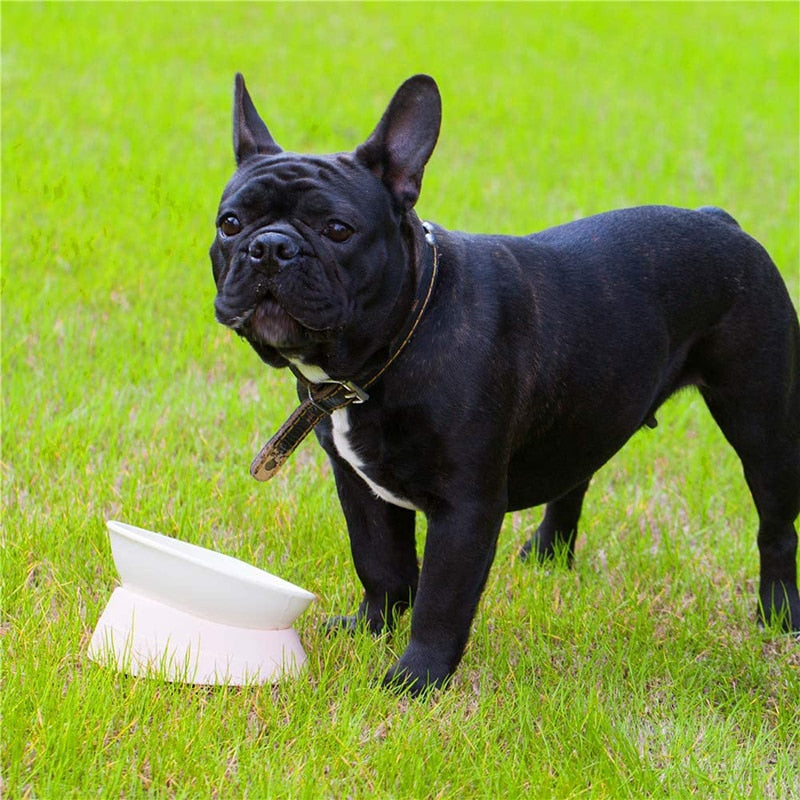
[211,74,800,693]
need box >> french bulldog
[211,73,800,693]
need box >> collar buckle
[308,379,369,409]
[339,380,369,404]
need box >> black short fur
[212,74,799,694]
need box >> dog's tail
[697,206,740,227]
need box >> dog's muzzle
[213,226,304,329]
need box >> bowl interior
[105,520,315,628]
[108,521,313,596]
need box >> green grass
[2,2,799,797]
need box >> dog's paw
[519,532,557,564]
[757,584,800,635]
[382,645,453,697]
[518,537,537,562]
[322,614,361,635]
[322,612,393,637]
[519,526,575,568]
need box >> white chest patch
[330,409,420,511]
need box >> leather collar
[250,222,439,481]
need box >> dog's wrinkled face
[211,152,389,363]
[211,74,442,374]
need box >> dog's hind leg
[519,478,591,567]
[697,299,800,632]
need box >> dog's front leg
[383,498,507,694]
[325,457,418,635]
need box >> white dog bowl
[88,521,315,685]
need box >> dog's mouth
[216,293,325,353]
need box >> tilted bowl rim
[106,520,315,602]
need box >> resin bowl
[88,521,315,685]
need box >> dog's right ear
[233,73,282,164]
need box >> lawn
[2,2,799,798]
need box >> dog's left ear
[356,75,441,211]
[233,73,282,164]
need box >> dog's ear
[355,75,441,211]
[233,73,282,164]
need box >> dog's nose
[248,232,300,274]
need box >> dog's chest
[330,409,420,511]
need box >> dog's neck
[287,220,439,399]
[250,221,439,482]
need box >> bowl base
[88,587,307,685]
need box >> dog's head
[210,74,441,378]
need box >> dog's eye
[219,215,242,237]
[322,220,354,243]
